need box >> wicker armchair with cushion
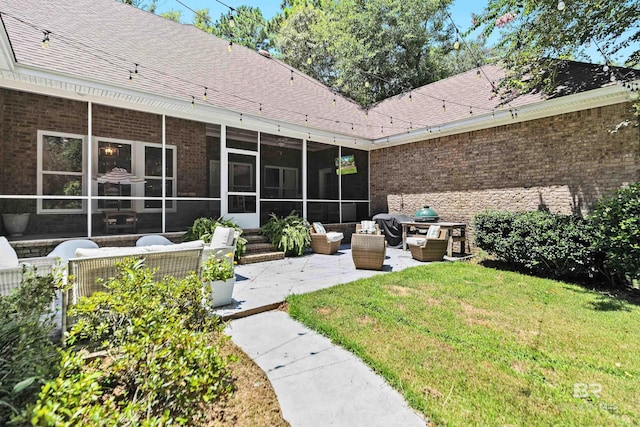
[0,237,59,297]
[309,222,344,255]
[406,226,449,262]
[351,222,386,270]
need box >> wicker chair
[0,256,60,297]
[351,231,386,270]
[309,226,344,255]
[407,228,449,262]
[63,247,203,331]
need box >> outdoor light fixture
[557,1,565,11]
[41,30,50,48]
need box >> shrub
[32,260,235,425]
[260,211,311,256]
[590,183,640,287]
[474,210,595,278]
[0,269,61,425]
[184,216,247,259]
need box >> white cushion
[312,222,326,234]
[360,220,376,233]
[211,227,235,248]
[0,237,19,268]
[144,240,204,253]
[326,232,344,243]
[75,246,147,258]
[406,237,426,247]
[426,225,441,239]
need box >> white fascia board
[372,83,637,148]
[0,64,372,148]
[0,18,16,71]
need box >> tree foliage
[194,6,269,50]
[470,0,639,96]
[270,0,456,106]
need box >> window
[264,166,298,198]
[37,131,85,213]
[95,137,176,213]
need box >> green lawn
[287,262,640,426]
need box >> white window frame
[93,137,177,213]
[264,165,299,199]
[37,130,87,214]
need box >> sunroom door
[226,151,259,228]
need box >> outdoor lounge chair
[0,237,59,297]
[309,222,344,255]
[406,226,449,262]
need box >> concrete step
[244,242,278,254]
[244,234,270,244]
[238,251,285,265]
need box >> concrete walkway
[217,245,429,426]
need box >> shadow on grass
[478,259,640,310]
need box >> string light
[239,113,243,124]
[259,103,262,115]
[453,39,460,50]
[191,96,195,108]
[228,40,233,52]
[129,70,133,81]
[228,14,235,28]
[603,63,610,72]
[41,30,50,48]
[364,81,370,88]
[442,100,446,111]
[390,116,393,125]
[469,106,473,115]
[409,92,413,102]
[290,70,294,85]
[557,1,565,11]
[305,114,308,123]
[133,63,139,78]
[202,86,207,101]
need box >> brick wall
[370,102,640,248]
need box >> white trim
[0,19,15,72]
[36,130,87,214]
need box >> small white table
[401,221,467,257]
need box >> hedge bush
[590,183,640,287]
[31,259,235,426]
[0,269,61,425]
[474,210,595,278]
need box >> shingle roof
[0,0,636,142]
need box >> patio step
[239,228,284,264]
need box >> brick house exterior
[0,0,638,247]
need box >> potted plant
[260,211,311,256]
[0,198,34,237]
[201,252,236,307]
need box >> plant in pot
[1,198,34,237]
[184,217,247,260]
[260,211,311,256]
[201,252,236,308]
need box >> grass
[287,262,640,426]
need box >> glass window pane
[42,135,83,172]
[145,146,174,177]
[261,133,302,200]
[98,141,131,174]
[228,195,256,213]
[228,153,256,192]
[42,175,83,210]
[144,179,173,208]
[98,182,131,210]
[207,126,221,198]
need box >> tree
[270,0,456,106]
[197,6,269,50]
[470,0,639,97]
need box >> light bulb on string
[557,1,565,11]
[133,63,139,78]
[259,103,263,115]
[41,30,50,48]
[228,14,235,28]
[469,106,473,115]
[442,100,446,111]
[129,71,133,81]
[364,81,370,88]
[202,87,207,101]
[307,56,312,65]
[477,69,481,79]
[453,39,460,50]
[239,113,243,124]
[332,96,336,106]
[290,70,294,85]
[305,114,308,123]
[191,96,195,109]
[228,40,233,52]
[603,64,609,72]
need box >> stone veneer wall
[370,102,640,250]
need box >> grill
[413,205,439,222]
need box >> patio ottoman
[351,233,386,270]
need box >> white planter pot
[2,213,30,237]
[206,277,235,307]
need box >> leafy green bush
[260,211,311,256]
[0,269,61,425]
[184,216,247,259]
[590,183,640,287]
[474,210,595,278]
[31,260,235,425]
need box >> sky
[153,0,620,66]
[157,0,489,40]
